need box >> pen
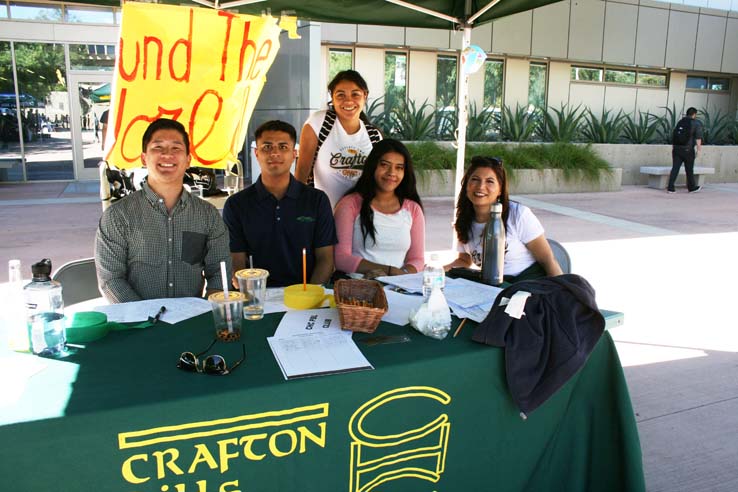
[149,306,167,324]
[453,318,467,338]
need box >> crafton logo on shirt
[296,216,316,223]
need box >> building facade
[1,0,737,183]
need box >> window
[528,63,546,109]
[605,69,636,85]
[69,44,116,71]
[436,55,457,108]
[571,66,602,82]
[573,65,668,87]
[0,3,8,18]
[708,78,729,91]
[637,72,666,87]
[483,60,503,109]
[384,52,407,107]
[686,76,707,90]
[65,6,115,24]
[687,76,730,91]
[328,48,352,83]
[9,2,62,21]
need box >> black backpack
[672,117,692,146]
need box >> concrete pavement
[1,180,737,491]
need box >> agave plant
[581,109,626,143]
[364,95,395,137]
[622,111,658,144]
[539,104,584,142]
[390,98,436,141]
[700,106,733,145]
[435,106,458,141]
[655,103,683,144]
[497,104,540,142]
[466,102,498,142]
[731,121,738,145]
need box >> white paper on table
[382,287,424,326]
[267,332,373,380]
[273,308,349,339]
[443,278,503,309]
[94,297,211,324]
[448,301,494,324]
[375,272,425,293]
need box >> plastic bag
[409,286,452,340]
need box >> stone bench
[639,166,715,189]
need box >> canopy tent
[90,83,111,104]
[82,0,562,198]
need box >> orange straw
[302,248,307,291]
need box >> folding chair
[547,239,572,274]
[52,258,100,306]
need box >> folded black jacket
[472,274,605,416]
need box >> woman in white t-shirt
[334,139,425,280]
[444,156,563,279]
[296,70,381,208]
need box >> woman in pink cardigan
[333,139,425,280]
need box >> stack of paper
[267,309,373,380]
[377,274,502,324]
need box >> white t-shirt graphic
[306,110,379,208]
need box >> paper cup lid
[235,268,269,279]
[208,291,246,301]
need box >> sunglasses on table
[177,339,246,376]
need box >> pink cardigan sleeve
[404,201,426,272]
[333,194,363,273]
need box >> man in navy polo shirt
[223,120,337,287]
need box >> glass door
[69,73,112,180]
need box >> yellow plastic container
[284,284,335,310]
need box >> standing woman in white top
[444,156,563,280]
[334,139,426,280]
[296,70,381,208]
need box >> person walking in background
[296,70,382,208]
[668,107,703,194]
[444,156,562,282]
[333,139,425,280]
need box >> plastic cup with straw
[302,248,307,291]
[220,261,234,333]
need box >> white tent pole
[453,24,472,221]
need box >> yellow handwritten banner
[106,3,281,169]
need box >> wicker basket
[334,279,388,333]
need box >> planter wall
[416,168,622,196]
[416,142,738,192]
[587,144,738,185]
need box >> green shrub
[497,104,539,142]
[700,107,733,145]
[391,99,436,141]
[623,111,659,144]
[539,104,585,143]
[655,103,682,144]
[581,109,626,143]
[407,142,611,183]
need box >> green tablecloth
[0,312,644,492]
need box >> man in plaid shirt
[95,119,231,303]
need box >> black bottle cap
[31,258,52,281]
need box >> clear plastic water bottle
[24,259,66,356]
[422,253,445,301]
[481,202,505,286]
[7,259,29,351]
